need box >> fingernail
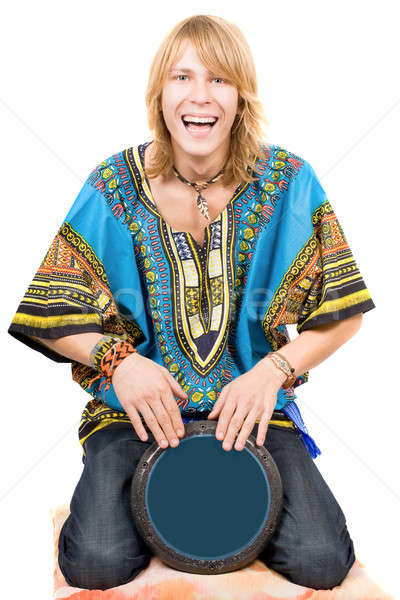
[171,438,178,446]
[177,429,184,436]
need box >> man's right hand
[111,353,187,448]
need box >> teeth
[182,116,217,125]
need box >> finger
[222,414,245,451]
[162,368,188,399]
[256,411,271,447]
[140,401,173,448]
[208,387,229,420]
[162,388,185,438]
[234,411,257,451]
[151,394,181,447]
[218,401,242,450]
[123,402,150,442]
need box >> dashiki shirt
[8,141,376,461]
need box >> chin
[173,132,225,157]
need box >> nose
[188,77,212,104]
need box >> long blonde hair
[145,14,269,186]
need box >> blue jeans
[58,417,355,590]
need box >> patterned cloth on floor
[52,504,393,599]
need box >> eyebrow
[169,67,216,76]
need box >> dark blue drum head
[131,420,282,575]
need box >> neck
[171,139,230,183]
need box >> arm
[209,313,364,451]
[258,313,363,379]
[28,332,106,367]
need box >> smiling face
[160,39,240,164]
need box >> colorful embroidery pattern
[262,199,374,336]
[8,141,376,459]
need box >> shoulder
[256,142,326,210]
[82,145,143,227]
[255,143,327,215]
[85,146,134,195]
[257,141,313,181]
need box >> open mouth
[181,116,218,133]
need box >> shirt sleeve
[295,162,376,334]
[7,174,132,363]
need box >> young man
[8,14,375,591]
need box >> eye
[213,77,225,84]
[176,74,188,81]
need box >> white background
[1,1,399,597]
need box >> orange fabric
[51,505,393,599]
[87,339,138,389]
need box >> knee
[290,541,355,590]
[59,534,151,590]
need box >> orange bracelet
[87,337,139,403]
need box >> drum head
[130,420,283,575]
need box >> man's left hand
[207,356,287,451]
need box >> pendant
[197,193,210,220]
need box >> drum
[130,419,283,575]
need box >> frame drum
[130,419,283,575]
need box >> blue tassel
[281,400,322,460]
[297,430,322,459]
[180,402,322,459]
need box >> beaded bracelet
[266,351,296,390]
[87,335,139,403]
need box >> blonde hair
[145,14,269,186]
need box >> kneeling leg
[258,426,355,590]
[58,427,153,590]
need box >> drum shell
[130,420,283,575]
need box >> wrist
[265,351,297,389]
[112,350,141,381]
[89,335,139,380]
[257,355,288,387]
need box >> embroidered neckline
[135,141,250,252]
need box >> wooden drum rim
[130,420,283,575]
